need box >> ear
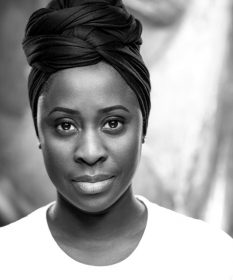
[38,143,42,149]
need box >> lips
[72,174,115,194]
[72,174,114,183]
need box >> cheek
[41,138,72,182]
[113,126,142,175]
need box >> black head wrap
[22,0,151,136]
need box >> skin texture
[37,62,148,266]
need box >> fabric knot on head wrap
[22,0,151,136]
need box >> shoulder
[0,202,51,230]
[137,195,233,275]
[0,203,57,279]
[0,203,53,254]
[138,194,233,242]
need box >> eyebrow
[48,105,130,116]
[99,105,130,114]
[48,107,81,116]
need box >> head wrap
[22,0,151,136]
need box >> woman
[0,0,232,279]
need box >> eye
[56,121,77,135]
[103,119,124,132]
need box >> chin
[63,187,129,215]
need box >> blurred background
[0,0,233,238]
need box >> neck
[48,188,145,241]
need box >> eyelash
[55,117,125,136]
[102,119,124,133]
[55,120,77,135]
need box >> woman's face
[37,62,143,213]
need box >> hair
[22,0,151,136]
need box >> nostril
[73,131,107,165]
[73,150,107,165]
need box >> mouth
[71,174,115,194]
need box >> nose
[73,129,107,166]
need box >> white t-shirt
[0,196,232,280]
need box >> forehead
[42,62,140,111]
